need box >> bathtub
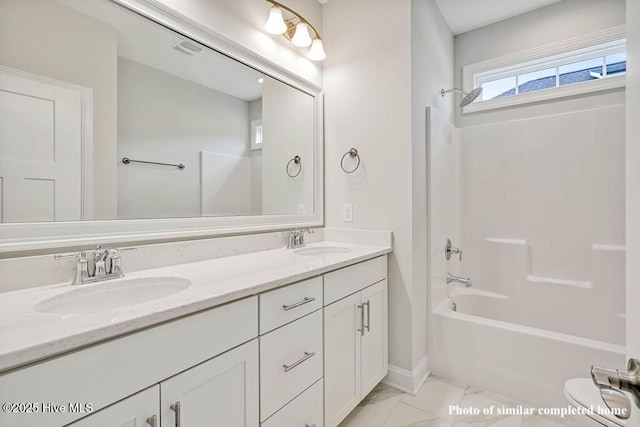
[429,289,626,408]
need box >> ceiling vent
[173,40,204,56]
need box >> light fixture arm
[266,0,322,39]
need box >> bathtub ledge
[526,275,592,289]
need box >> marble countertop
[0,241,391,374]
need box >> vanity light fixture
[264,0,326,61]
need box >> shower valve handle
[445,239,463,261]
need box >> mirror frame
[0,0,324,253]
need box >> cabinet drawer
[260,276,322,334]
[260,310,323,421]
[262,379,323,427]
[324,256,387,305]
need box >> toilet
[565,378,637,426]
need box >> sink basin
[35,277,191,314]
[294,246,353,256]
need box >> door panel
[0,70,82,222]
[161,339,259,427]
[361,280,388,397]
[324,292,361,427]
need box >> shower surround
[427,104,626,406]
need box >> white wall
[0,0,118,219]
[626,0,640,358]
[261,77,314,214]
[117,58,253,219]
[324,0,454,384]
[155,0,322,88]
[323,0,413,375]
[454,0,626,127]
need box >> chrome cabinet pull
[170,401,181,427]
[283,351,316,372]
[146,415,157,427]
[364,300,371,332]
[357,304,365,336]
[305,424,317,427]
[283,296,315,311]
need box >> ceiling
[434,0,563,35]
[59,0,265,101]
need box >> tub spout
[447,273,472,287]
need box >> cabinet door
[161,339,259,427]
[324,292,362,427]
[67,385,159,427]
[361,280,388,397]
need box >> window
[251,119,263,150]
[462,27,626,112]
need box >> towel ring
[340,148,360,173]
[286,156,302,178]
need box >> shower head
[440,87,483,108]
[459,87,483,107]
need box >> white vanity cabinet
[0,252,390,427]
[323,256,388,427]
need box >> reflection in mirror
[0,0,315,223]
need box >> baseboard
[382,355,430,395]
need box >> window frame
[251,119,263,150]
[462,26,626,113]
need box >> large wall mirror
[0,0,323,252]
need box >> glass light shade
[265,6,287,35]
[308,38,326,61]
[291,22,312,47]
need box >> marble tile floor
[339,375,592,427]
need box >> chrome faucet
[591,359,640,419]
[55,245,136,285]
[93,245,108,277]
[447,273,472,287]
[286,228,313,249]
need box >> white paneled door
[161,340,259,427]
[324,292,362,427]
[360,280,388,397]
[0,69,83,223]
